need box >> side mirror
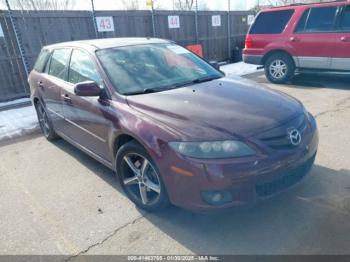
[74,81,102,97]
[209,61,220,70]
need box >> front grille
[255,154,315,197]
[258,114,307,150]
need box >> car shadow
[244,72,350,90]
[50,138,350,254]
[51,138,123,194]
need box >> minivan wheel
[265,53,295,84]
[116,141,170,212]
[35,101,59,141]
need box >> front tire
[265,53,295,84]
[116,141,170,212]
[35,101,59,141]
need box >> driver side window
[68,49,102,86]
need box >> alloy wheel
[269,59,288,79]
[37,103,50,137]
[121,153,161,205]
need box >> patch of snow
[220,61,262,77]
[0,98,31,108]
[0,106,38,141]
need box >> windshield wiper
[123,75,223,95]
[123,87,170,96]
[175,75,223,88]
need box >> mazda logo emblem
[289,129,302,146]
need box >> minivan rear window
[249,10,294,34]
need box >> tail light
[245,36,253,49]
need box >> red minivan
[243,1,350,84]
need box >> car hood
[126,77,303,140]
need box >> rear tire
[265,53,295,84]
[116,141,170,212]
[34,100,59,141]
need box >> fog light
[201,190,233,206]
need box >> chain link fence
[0,0,256,102]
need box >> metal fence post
[194,0,199,44]
[90,0,98,38]
[227,0,231,62]
[4,0,29,78]
[151,1,156,37]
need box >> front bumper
[157,117,319,211]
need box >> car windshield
[96,43,223,95]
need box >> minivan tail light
[245,36,253,49]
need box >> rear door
[291,6,339,69]
[332,4,350,71]
[40,48,71,132]
[61,48,112,163]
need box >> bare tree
[121,0,140,10]
[173,0,195,11]
[197,2,210,11]
[14,0,75,10]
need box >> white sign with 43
[96,17,114,32]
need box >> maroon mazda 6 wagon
[28,38,318,212]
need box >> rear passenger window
[249,10,294,34]
[301,7,337,32]
[48,49,71,80]
[339,6,350,31]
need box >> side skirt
[56,130,114,171]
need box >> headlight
[169,140,256,159]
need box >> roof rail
[273,0,347,8]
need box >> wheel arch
[262,49,296,67]
[112,133,144,170]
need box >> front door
[291,5,339,69]
[61,48,112,163]
[332,4,350,71]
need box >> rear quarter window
[33,49,50,72]
[249,10,294,34]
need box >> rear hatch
[244,8,295,55]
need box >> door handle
[290,36,300,42]
[62,94,72,102]
[340,37,349,42]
